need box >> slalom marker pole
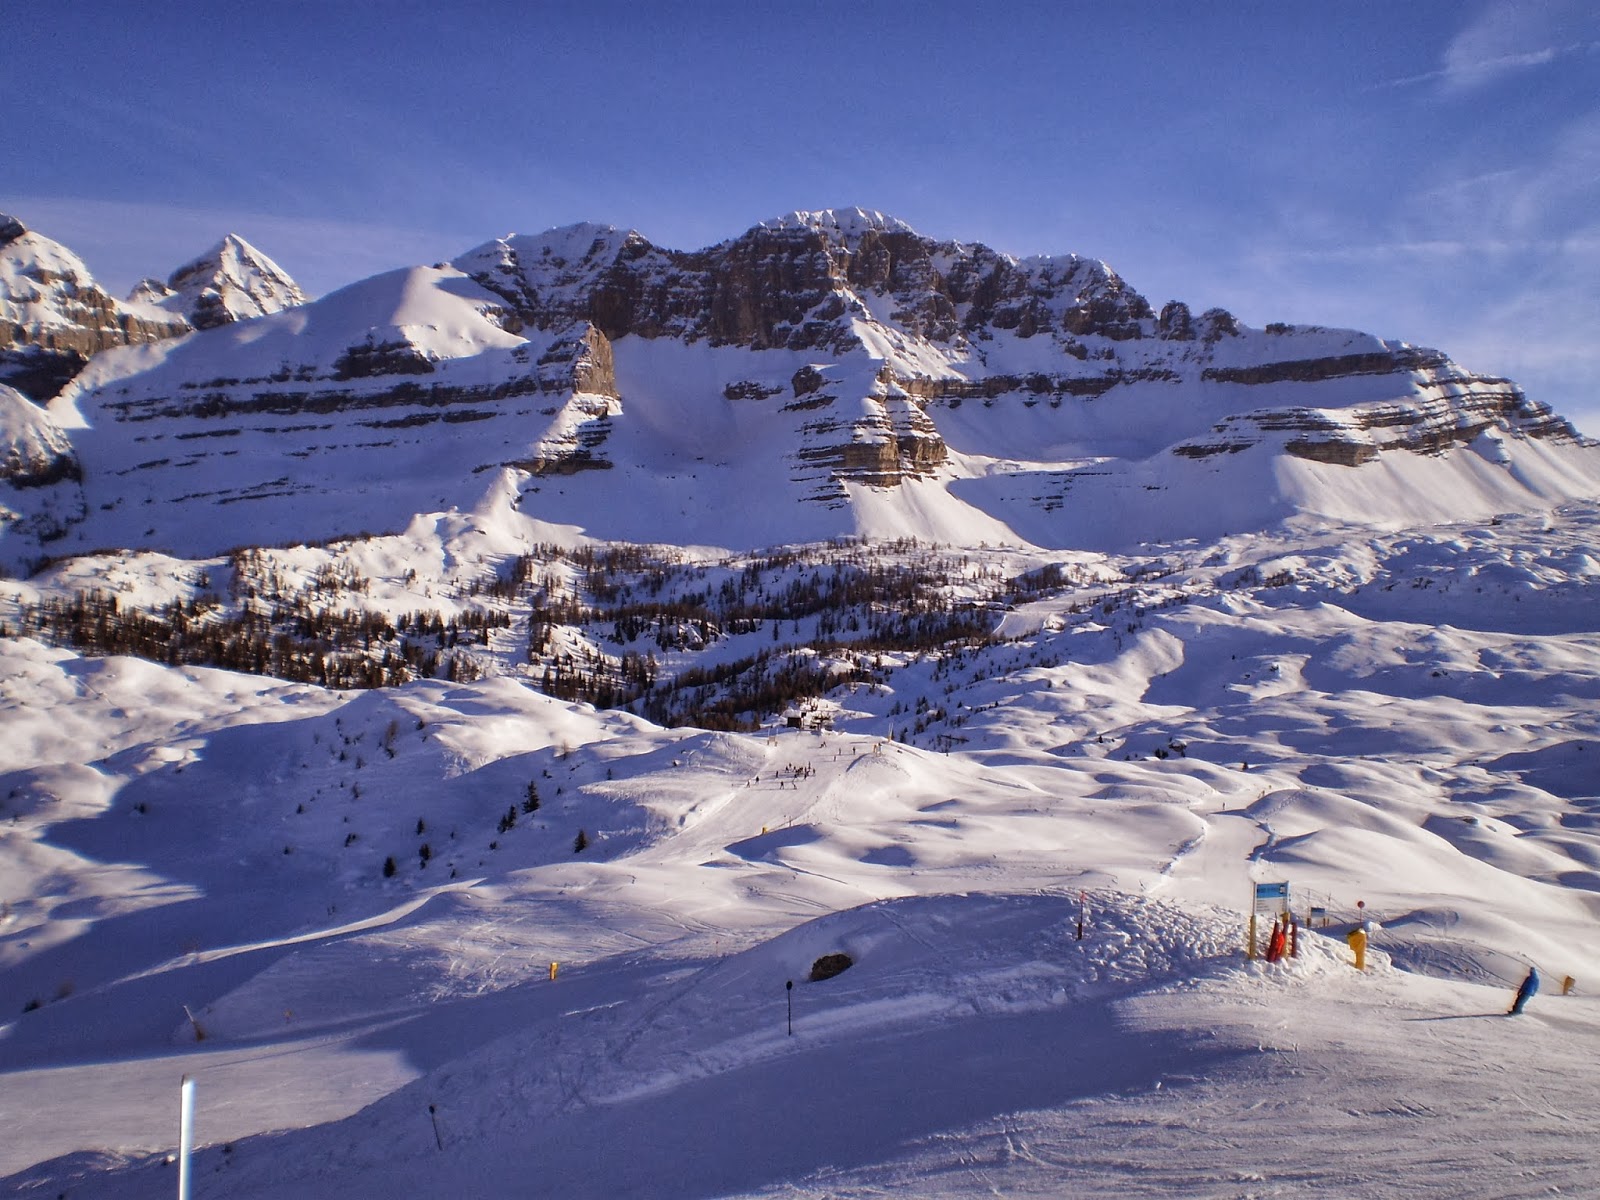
[786,979,793,1036]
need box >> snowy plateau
[2,207,1600,1198]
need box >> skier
[1508,965,1540,1016]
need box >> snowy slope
[3,502,1599,1196]
[3,207,1599,1197]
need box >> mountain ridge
[0,208,1595,573]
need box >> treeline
[633,647,868,731]
[8,535,1150,726]
[536,600,993,730]
[14,590,498,689]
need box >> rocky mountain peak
[447,208,1164,356]
[1,216,188,401]
[757,208,921,242]
[132,232,308,331]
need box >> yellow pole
[549,961,559,981]
[1346,928,1366,971]
[1248,912,1258,960]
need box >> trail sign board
[1253,881,1290,915]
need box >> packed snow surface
[2,500,1599,1197]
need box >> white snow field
[3,502,1600,1198]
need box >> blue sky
[8,1,1599,432]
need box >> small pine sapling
[573,829,589,854]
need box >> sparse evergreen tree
[573,829,589,854]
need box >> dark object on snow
[1509,966,1540,1015]
[809,953,853,982]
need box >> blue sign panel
[1253,881,1291,913]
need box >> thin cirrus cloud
[1377,0,1598,91]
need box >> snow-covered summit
[758,207,921,241]
[1,216,118,338]
[453,221,664,279]
[127,232,307,331]
[0,214,188,402]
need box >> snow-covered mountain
[0,216,306,412]
[3,207,1595,573]
[126,232,307,331]
[0,214,188,403]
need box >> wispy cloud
[1151,100,1600,438]
[1377,0,1598,92]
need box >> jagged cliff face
[2,208,1595,570]
[128,233,307,331]
[454,208,1160,355]
[0,215,190,402]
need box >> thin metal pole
[178,1075,195,1200]
[786,980,793,1035]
